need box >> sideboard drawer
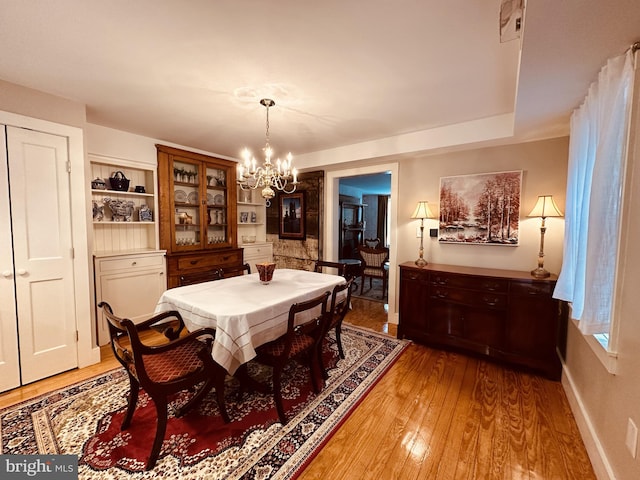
[176,250,242,271]
[98,253,165,272]
[430,272,508,293]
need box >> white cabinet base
[242,243,273,274]
[94,251,166,345]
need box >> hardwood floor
[0,297,595,479]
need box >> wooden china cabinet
[157,145,242,288]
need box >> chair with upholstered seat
[357,245,389,297]
[251,291,331,424]
[219,262,251,278]
[319,277,354,379]
[97,301,229,470]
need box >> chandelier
[237,98,298,206]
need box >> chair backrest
[97,301,142,373]
[280,291,331,358]
[178,269,222,286]
[329,278,354,329]
[314,260,347,277]
[219,263,251,278]
[364,238,381,248]
[357,245,389,268]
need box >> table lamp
[528,195,563,278]
[411,201,435,267]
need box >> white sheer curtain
[554,50,634,335]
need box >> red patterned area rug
[1,324,408,479]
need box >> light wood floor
[0,298,595,479]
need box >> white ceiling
[0,0,638,165]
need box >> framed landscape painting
[439,170,522,245]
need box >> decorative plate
[207,193,214,205]
[187,191,198,204]
[214,194,224,205]
[174,189,187,203]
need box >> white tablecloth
[154,268,345,374]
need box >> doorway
[325,162,399,325]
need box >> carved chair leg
[272,367,287,425]
[336,325,345,359]
[121,377,139,430]
[147,398,168,470]
[175,380,214,417]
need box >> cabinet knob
[131,261,137,266]
[2,270,12,278]
[17,269,28,276]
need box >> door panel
[7,126,78,384]
[0,127,20,392]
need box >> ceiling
[0,1,638,167]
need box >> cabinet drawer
[97,254,165,272]
[176,250,242,271]
[510,280,554,296]
[430,273,508,293]
[243,245,273,259]
[430,286,507,309]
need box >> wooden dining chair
[252,291,331,424]
[219,262,251,278]
[314,260,347,277]
[364,237,381,248]
[319,278,354,380]
[97,301,230,470]
[357,245,389,297]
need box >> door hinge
[70,247,75,259]
[76,330,79,342]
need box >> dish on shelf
[214,194,224,205]
[174,189,187,203]
[207,193,214,205]
[187,191,198,204]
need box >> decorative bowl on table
[242,235,256,244]
[256,262,276,284]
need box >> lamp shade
[411,201,435,220]
[527,195,563,218]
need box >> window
[553,49,635,369]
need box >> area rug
[352,277,387,303]
[0,325,407,479]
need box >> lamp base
[415,258,427,267]
[530,267,550,279]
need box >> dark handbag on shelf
[109,171,130,191]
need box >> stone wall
[266,171,324,271]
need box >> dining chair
[314,260,347,277]
[219,262,251,278]
[357,245,389,297]
[251,291,331,424]
[97,301,230,470]
[319,278,354,379]
[178,269,222,286]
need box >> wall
[396,137,569,273]
[561,61,640,480]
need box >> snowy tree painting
[439,171,522,245]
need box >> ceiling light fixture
[237,99,298,206]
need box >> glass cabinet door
[172,158,202,250]
[204,165,228,246]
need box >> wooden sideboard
[398,262,567,380]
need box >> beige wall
[396,137,569,273]
[0,79,85,127]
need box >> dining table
[154,268,346,375]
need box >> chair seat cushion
[259,333,315,358]
[141,340,207,383]
[363,267,386,276]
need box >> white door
[5,126,78,385]
[0,127,20,391]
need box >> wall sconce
[410,201,435,267]
[528,195,563,278]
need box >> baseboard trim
[561,364,616,480]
